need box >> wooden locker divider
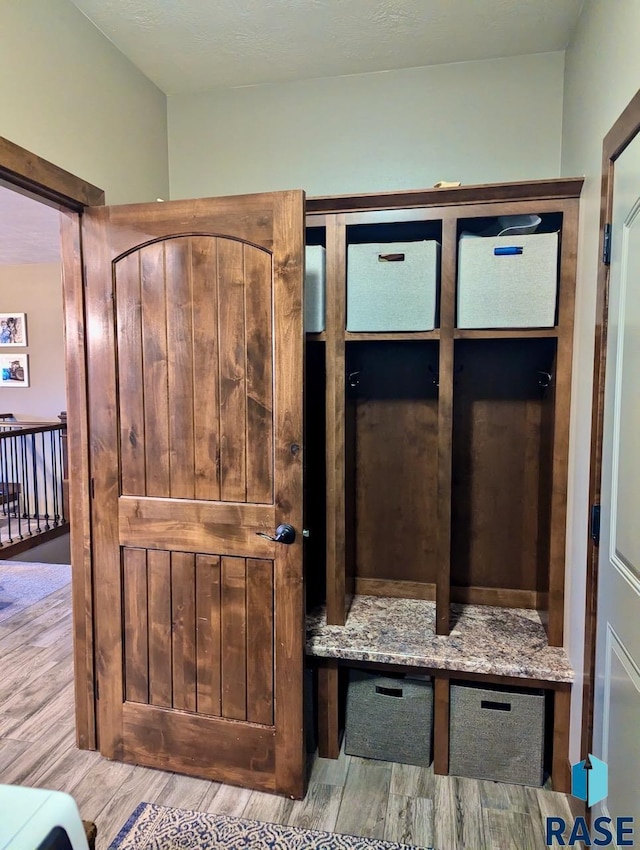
[547,200,580,646]
[436,217,458,634]
[325,215,351,624]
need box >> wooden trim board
[307,178,584,214]
[0,135,104,209]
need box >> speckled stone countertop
[306,595,573,683]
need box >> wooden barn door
[82,191,305,797]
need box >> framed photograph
[0,313,27,346]
[0,353,29,387]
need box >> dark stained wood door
[82,192,305,797]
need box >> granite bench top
[306,595,574,684]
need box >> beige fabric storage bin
[305,245,325,333]
[345,669,433,766]
[457,232,559,328]
[449,682,545,786]
[347,241,438,331]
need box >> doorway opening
[0,182,70,564]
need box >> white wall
[561,0,640,763]
[0,263,66,421]
[168,52,564,199]
[1,0,169,204]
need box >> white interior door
[592,132,640,823]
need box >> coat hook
[537,370,553,389]
[347,370,361,388]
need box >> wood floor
[0,579,578,849]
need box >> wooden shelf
[306,331,326,341]
[345,330,440,342]
[453,327,559,339]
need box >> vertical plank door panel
[166,238,195,499]
[147,549,173,708]
[141,242,171,497]
[218,240,247,502]
[192,237,221,501]
[171,552,197,712]
[196,555,222,716]
[221,556,247,721]
[246,559,274,725]
[244,246,274,504]
[123,548,148,704]
[116,252,146,495]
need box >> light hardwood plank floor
[0,579,577,849]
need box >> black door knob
[256,523,296,544]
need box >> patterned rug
[0,560,71,623]
[109,803,427,850]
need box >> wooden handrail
[0,421,64,437]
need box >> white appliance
[0,786,89,850]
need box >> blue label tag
[494,246,524,256]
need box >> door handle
[256,523,296,544]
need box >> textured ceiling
[0,187,61,266]
[68,0,584,94]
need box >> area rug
[109,803,427,850]
[0,560,71,623]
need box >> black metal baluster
[21,430,32,536]
[41,431,50,530]
[50,429,60,527]
[58,427,66,524]
[11,434,23,540]
[32,433,41,533]
[0,433,5,543]
[2,433,12,544]
[0,431,7,518]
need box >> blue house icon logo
[546,756,632,845]
[572,754,608,807]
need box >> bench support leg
[552,686,571,793]
[434,676,450,775]
[317,660,341,759]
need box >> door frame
[582,87,640,758]
[0,135,104,749]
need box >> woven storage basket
[347,240,438,331]
[457,232,558,328]
[449,682,545,786]
[345,669,433,766]
[305,245,325,332]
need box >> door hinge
[603,223,612,266]
[590,503,601,546]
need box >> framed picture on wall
[0,353,29,387]
[0,313,27,346]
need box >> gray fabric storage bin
[347,241,438,331]
[305,245,325,332]
[449,683,545,786]
[457,232,559,328]
[345,669,433,766]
